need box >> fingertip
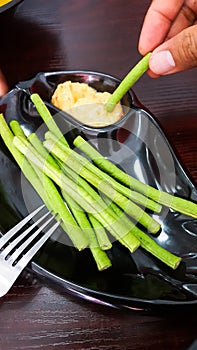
[138,45,147,57]
[138,33,151,56]
[0,71,8,97]
[0,84,8,97]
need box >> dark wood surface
[0,1,197,349]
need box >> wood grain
[0,1,196,349]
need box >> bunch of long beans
[1,93,197,271]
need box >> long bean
[106,196,181,269]
[74,135,197,218]
[43,137,161,234]
[10,121,89,251]
[30,93,69,147]
[13,135,140,252]
[62,190,112,270]
[45,131,161,214]
[105,53,151,112]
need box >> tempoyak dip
[51,81,123,127]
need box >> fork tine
[16,219,61,270]
[0,204,45,250]
[0,215,61,298]
[8,214,58,264]
[1,211,51,259]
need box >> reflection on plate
[0,0,22,13]
[0,71,197,313]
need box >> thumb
[149,24,197,76]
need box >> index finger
[138,0,184,55]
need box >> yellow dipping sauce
[51,81,123,127]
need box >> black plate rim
[1,70,197,312]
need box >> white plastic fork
[0,204,61,297]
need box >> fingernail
[149,50,176,75]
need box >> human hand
[0,70,8,96]
[138,0,197,76]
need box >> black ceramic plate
[0,0,22,13]
[0,71,197,313]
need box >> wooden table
[0,1,196,349]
